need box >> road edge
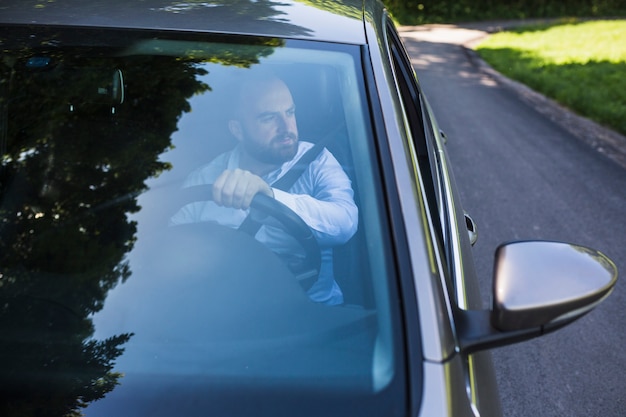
[462,31,626,170]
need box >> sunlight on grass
[475,20,626,136]
[479,20,626,64]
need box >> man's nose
[277,113,294,132]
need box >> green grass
[475,20,626,136]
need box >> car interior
[150,59,377,309]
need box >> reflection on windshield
[0,27,282,416]
[0,27,402,417]
[2,0,314,39]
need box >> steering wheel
[172,184,321,281]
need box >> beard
[241,131,299,166]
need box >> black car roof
[0,0,372,44]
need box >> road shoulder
[399,22,626,170]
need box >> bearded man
[171,73,358,305]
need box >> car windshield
[0,27,407,416]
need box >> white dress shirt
[170,141,358,305]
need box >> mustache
[272,132,298,143]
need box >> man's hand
[212,169,274,209]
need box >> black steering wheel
[172,184,321,281]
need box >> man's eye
[259,114,276,123]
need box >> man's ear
[228,120,243,142]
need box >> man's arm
[212,168,273,209]
[199,146,358,246]
[271,149,358,246]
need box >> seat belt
[238,140,326,235]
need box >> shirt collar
[229,142,311,185]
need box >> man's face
[231,78,299,166]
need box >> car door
[384,17,503,417]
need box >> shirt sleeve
[271,148,358,247]
[169,151,243,226]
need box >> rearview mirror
[457,241,617,354]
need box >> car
[0,1,618,416]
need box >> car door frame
[364,8,504,417]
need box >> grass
[475,19,626,136]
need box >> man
[171,73,358,305]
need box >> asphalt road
[399,25,626,417]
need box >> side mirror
[457,241,617,354]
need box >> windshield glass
[0,27,406,416]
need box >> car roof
[0,0,372,45]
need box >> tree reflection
[296,0,362,19]
[5,0,313,38]
[0,27,281,416]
